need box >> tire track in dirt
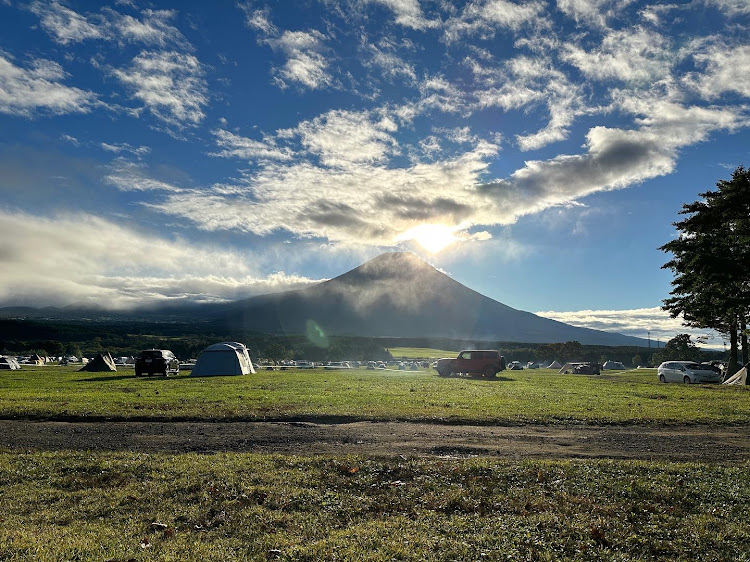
[1,420,749,461]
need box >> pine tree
[660,166,750,378]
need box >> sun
[397,224,460,253]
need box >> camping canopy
[28,354,45,365]
[547,360,562,369]
[0,356,20,370]
[79,352,117,372]
[190,342,256,377]
[723,364,748,385]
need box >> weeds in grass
[0,452,747,560]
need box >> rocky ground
[1,419,748,461]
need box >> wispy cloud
[536,307,724,347]
[111,50,208,127]
[366,0,440,30]
[0,54,97,116]
[30,2,190,47]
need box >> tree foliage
[660,166,750,377]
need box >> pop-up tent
[0,356,20,370]
[547,360,562,369]
[79,352,118,372]
[190,342,256,376]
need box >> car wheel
[683,375,691,384]
[437,367,450,377]
[484,366,496,378]
[659,374,666,383]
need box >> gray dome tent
[190,342,255,376]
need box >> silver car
[657,361,722,384]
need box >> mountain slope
[216,252,646,346]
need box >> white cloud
[211,129,293,162]
[701,0,750,16]
[445,0,547,40]
[556,0,634,28]
[267,30,333,90]
[105,8,188,47]
[366,0,440,30]
[364,39,417,83]
[29,0,103,44]
[536,307,723,347]
[480,100,744,222]
[296,109,399,167]
[103,158,183,192]
[100,142,151,157]
[471,55,586,150]
[111,50,208,127]
[687,43,750,100]
[145,121,499,245]
[30,2,189,47]
[562,27,675,83]
[0,210,320,308]
[0,54,97,116]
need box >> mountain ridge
[0,252,648,346]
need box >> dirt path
[1,420,748,461]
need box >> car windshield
[684,363,707,370]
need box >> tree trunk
[742,316,749,366]
[728,320,740,378]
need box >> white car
[657,361,722,384]
[296,361,315,369]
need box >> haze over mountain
[1,252,647,346]
[208,252,647,346]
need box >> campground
[1,364,749,560]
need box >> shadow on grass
[440,374,515,382]
[75,374,144,382]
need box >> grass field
[387,347,457,359]
[0,451,747,561]
[0,365,748,424]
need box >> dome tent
[602,360,626,370]
[190,342,256,377]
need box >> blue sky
[1,0,748,346]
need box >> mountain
[0,252,647,346]
[208,252,646,346]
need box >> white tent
[0,356,20,370]
[723,364,748,385]
[548,360,562,369]
[190,342,255,377]
[602,360,626,370]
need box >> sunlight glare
[398,224,459,253]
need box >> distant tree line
[1,318,725,367]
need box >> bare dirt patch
[1,420,748,461]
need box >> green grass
[387,347,456,359]
[1,365,748,424]
[0,451,747,561]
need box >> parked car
[657,361,722,384]
[135,349,179,377]
[296,361,315,369]
[435,350,506,378]
[507,361,524,370]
